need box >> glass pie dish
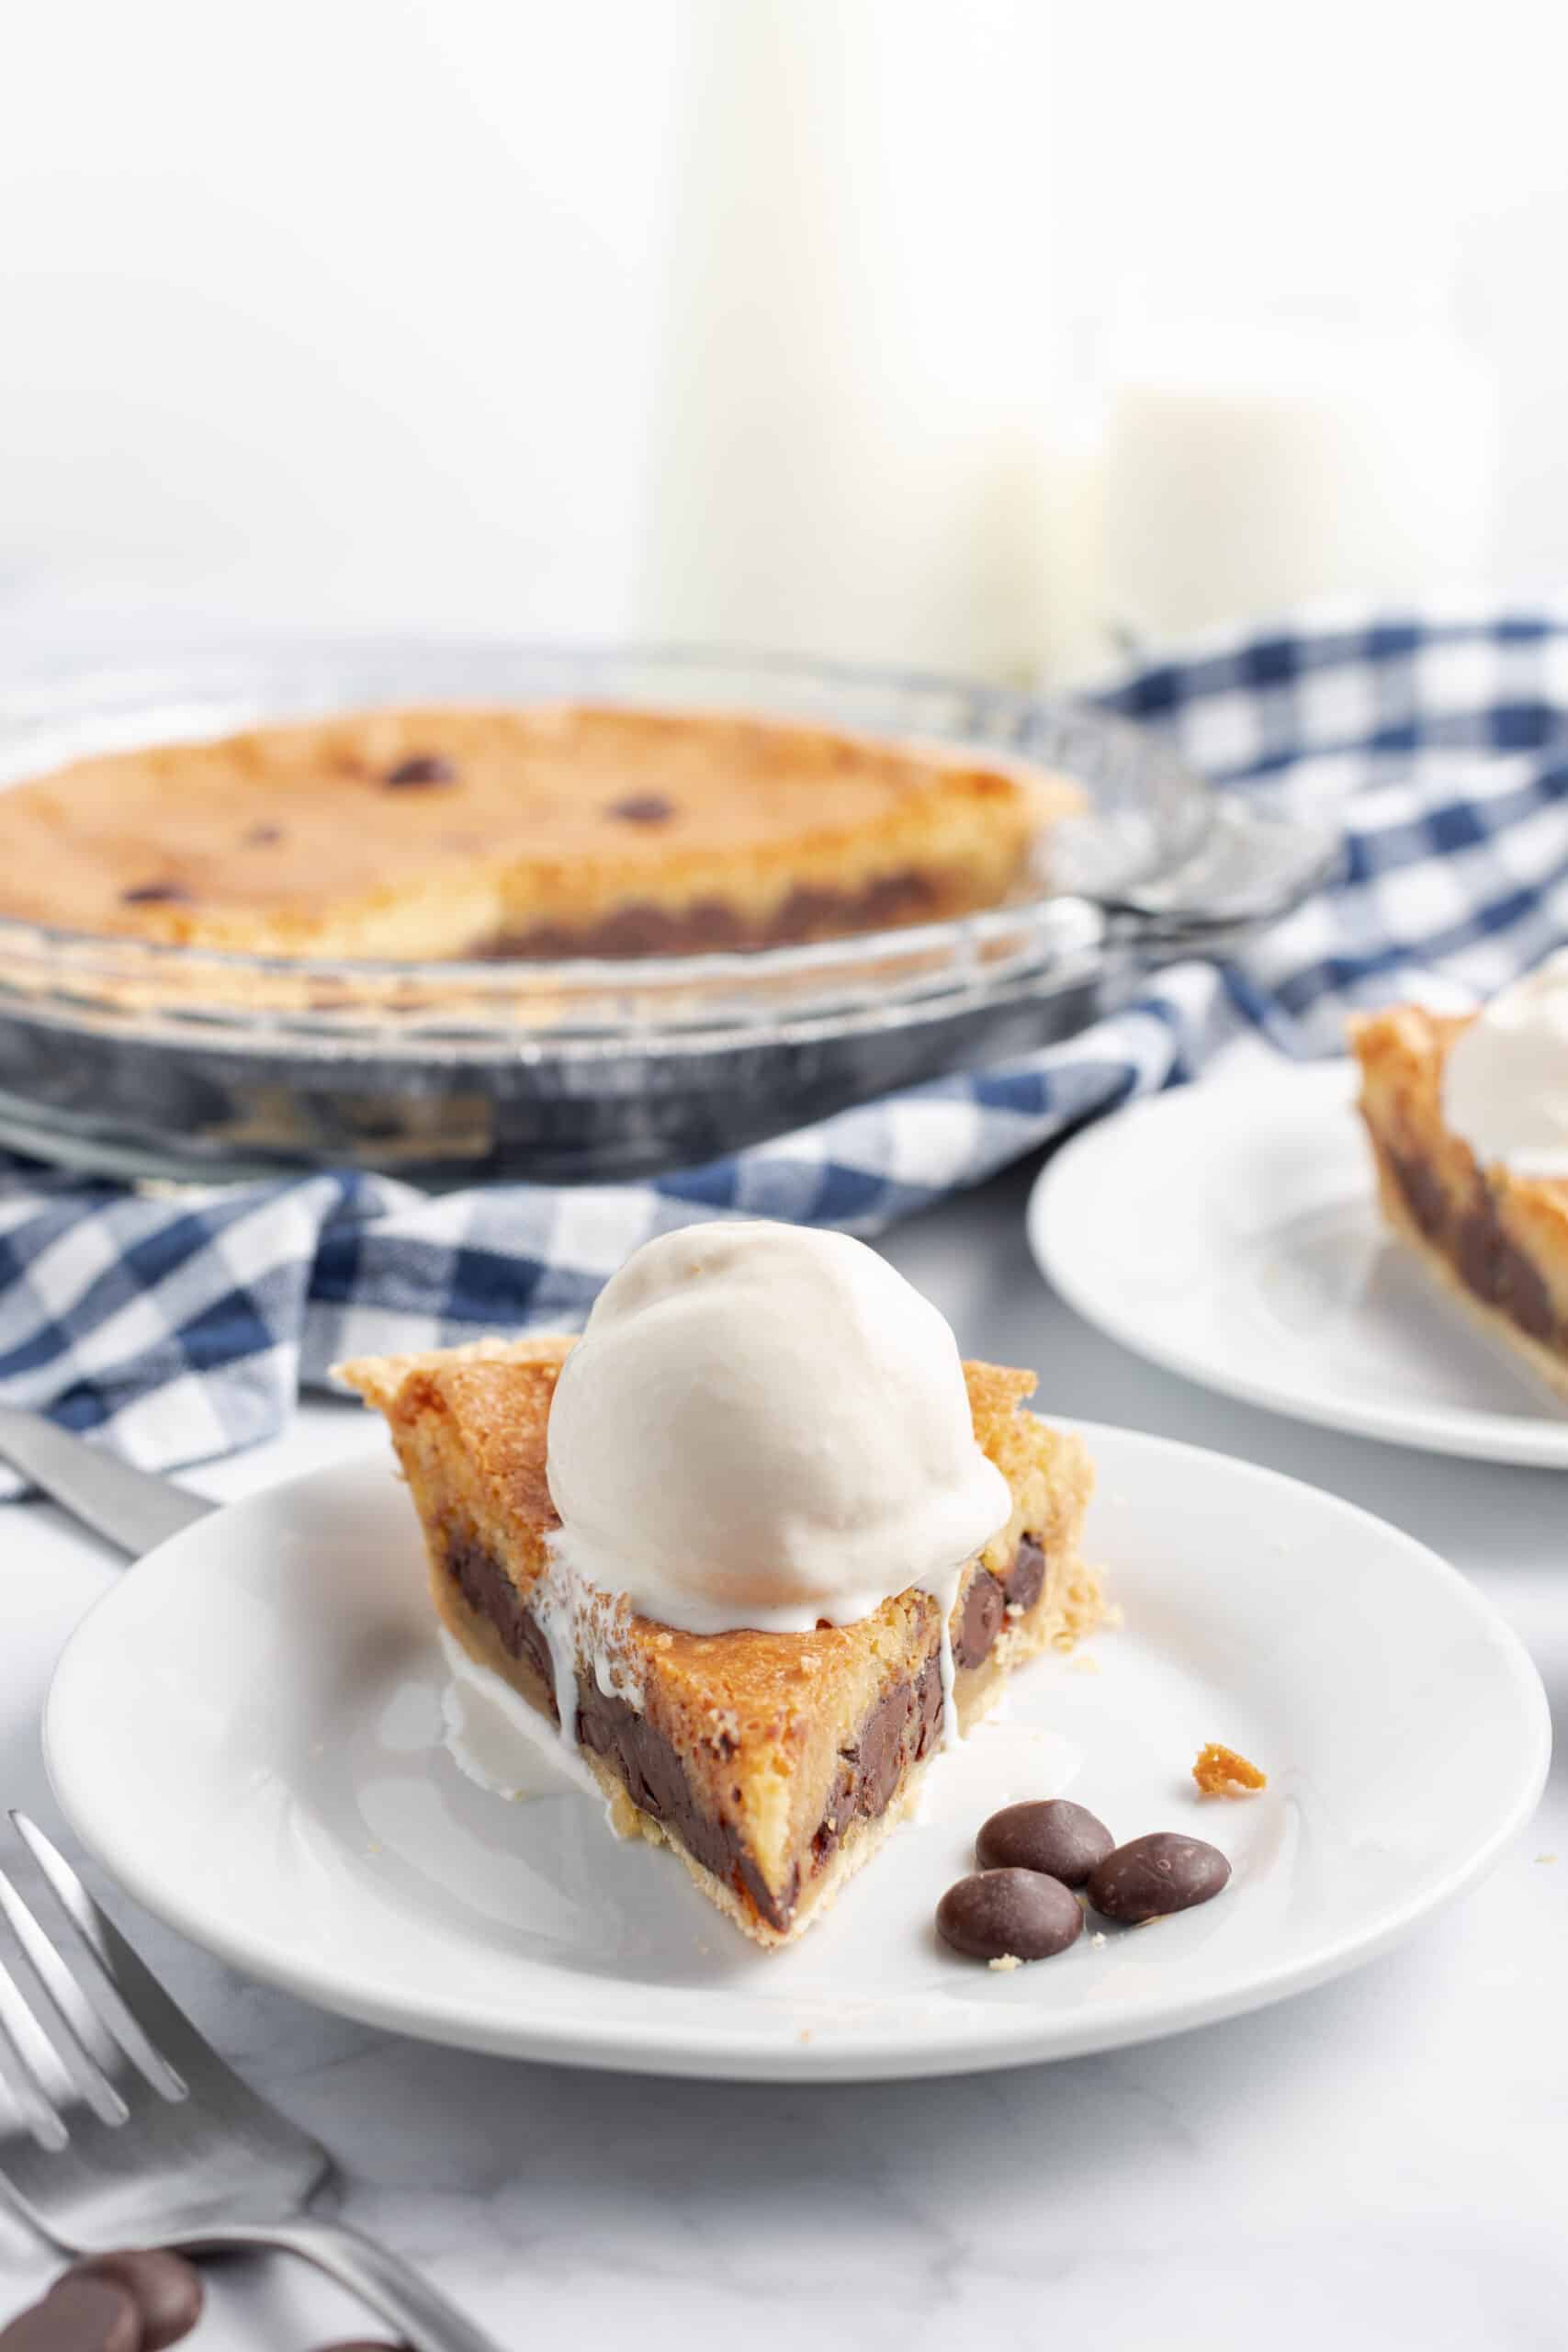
[0,639,1336,1185]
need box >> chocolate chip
[119,883,190,906]
[976,1798,1115,1888]
[953,1570,1004,1668]
[243,822,283,847]
[72,2252,203,2350]
[608,794,674,824]
[383,754,457,788]
[1003,1532,1046,1613]
[935,1867,1083,1962]
[1087,1832,1230,1924]
[1,2278,140,2352]
[1391,1147,1448,1243]
[1456,1186,1557,1340]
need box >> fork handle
[185,2218,506,2352]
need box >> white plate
[44,1433,1547,2081]
[1032,1061,1568,1467]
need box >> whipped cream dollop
[1443,950,1568,1177]
[545,1221,1010,1636]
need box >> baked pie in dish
[0,702,1075,961]
[338,1224,1102,1948]
[1350,965,1568,1398]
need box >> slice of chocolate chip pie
[1351,1003,1568,1396]
[338,1338,1100,1949]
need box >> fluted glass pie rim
[0,638,1205,1055]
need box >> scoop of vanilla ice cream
[545,1221,1011,1634]
[1443,950,1568,1178]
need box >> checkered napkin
[6,607,1568,1496]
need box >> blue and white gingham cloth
[6,607,1568,1493]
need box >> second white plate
[1031,1061,1568,1465]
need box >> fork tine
[10,1816,205,2098]
[0,1950,72,2149]
[0,1859,133,2123]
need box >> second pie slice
[338,1333,1101,1949]
[1350,1001,1568,1398]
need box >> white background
[6,0,1568,677]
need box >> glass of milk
[1094,320,1500,650]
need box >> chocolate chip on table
[382,754,457,788]
[0,2276,141,2352]
[1087,1832,1230,1924]
[976,1798,1115,1888]
[608,794,674,823]
[118,883,191,906]
[936,1867,1084,1962]
[71,2252,203,2350]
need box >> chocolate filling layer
[482,871,942,960]
[1390,1147,1559,1347]
[444,1532,1047,1931]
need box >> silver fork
[0,1814,504,2352]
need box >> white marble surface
[1,1155,1562,2352]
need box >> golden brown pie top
[335,1334,1087,1737]
[1349,1002,1568,1211]
[0,702,1067,961]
